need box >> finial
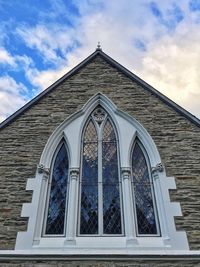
[96,41,102,51]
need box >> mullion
[98,127,103,235]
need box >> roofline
[1,48,200,129]
[99,51,200,128]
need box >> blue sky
[0,0,200,122]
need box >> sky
[0,0,200,123]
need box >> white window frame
[15,93,189,253]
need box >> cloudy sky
[0,0,200,122]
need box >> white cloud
[8,0,200,120]
[17,24,76,64]
[0,46,34,72]
[69,0,200,118]
[18,1,155,90]
[26,66,70,90]
[0,76,28,122]
[0,47,16,66]
[137,21,200,118]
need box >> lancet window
[131,141,159,236]
[79,106,123,235]
[44,142,69,235]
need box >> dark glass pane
[134,185,157,235]
[80,185,98,234]
[80,119,98,234]
[102,120,122,234]
[103,120,116,142]
[132,142,157,235]
[45,144,69,235]
[103,185,122,234]
[102,142,118,184]
[82,143,98,185]
[132,143,150,184]
[102,120,118,184]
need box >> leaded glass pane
[132,143,150,184]
[84,120,97,142]
[103,185,122,234]
[132,142,158,235]
[103,119,116,142]
[80,185,98,234]
[82,143,98,184]
[80,120,98,234]
[102,120,122,234]
[45,143,69,235]
[102,142,118,184]
[134,184,157,234]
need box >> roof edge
[0,49,200,129]
[98,51,200,128]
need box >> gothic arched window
[44,142,69,236]
[16,94,188,252]
[79,107,123,235]
[131,141,159,236]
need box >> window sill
[30,236,181,251]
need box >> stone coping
[0,250,200,261]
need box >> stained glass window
[102,120,122,234]
[44,106,159,238]
[45,143,69,235]
[132,142,158,235]
[80,120,98,234]
[79,107,122,235]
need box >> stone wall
[0,259,200,267]
[0,54,200,256]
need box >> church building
[0,47,200,266]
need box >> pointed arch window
[17,94,189,251]
[131,141,159,236]
[44,142,69,236]
[79,106,123,235]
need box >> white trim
[65,168,79,244]
[15,93,189,252]
[1,249,200,256]
[121,168,137,245]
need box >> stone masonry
[0,53,200,265]
[0,259,200,267]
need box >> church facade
[0,48,200,266]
